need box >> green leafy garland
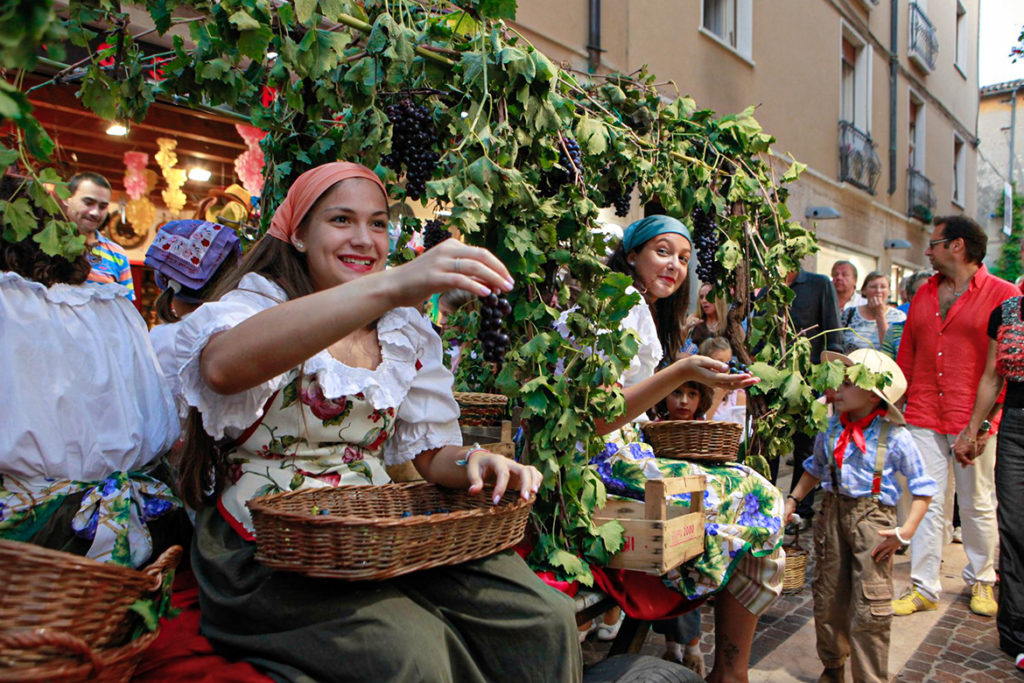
[4,0,834,584]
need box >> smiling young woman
[168,162,580,682]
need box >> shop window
[701,0,753,60]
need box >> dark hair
[176,183,361,508]
[654,380,713,421]
[860,270,887,293]
[934,215,987,265]
[0,176,90,286]
[831,260,858,280]
[606,243,691,360]
[68,172,111,194]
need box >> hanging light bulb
[106,122,128,136]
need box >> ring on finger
[454,257,461,274]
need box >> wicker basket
[782,533,808,593]
[247,482,534,580]
[641,420,741,463]
[454,392,508,427]
[0,628,160,682]
[0,541,181,654]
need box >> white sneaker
[952,527,963,544]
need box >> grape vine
[3,0,821,585]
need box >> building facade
[514,0,980,288]
[977,80,1023,266]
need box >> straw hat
[820,348,907,424]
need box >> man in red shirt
[895,216,1018,617]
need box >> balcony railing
[907,167,935,223]
[838,121,882,194]
[909,2,938,72]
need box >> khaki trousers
[813,493,896,683]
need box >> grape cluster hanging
[478,293,512,364]
[539,137,582,197]
[691,206,723,284]
[382,99,440,200]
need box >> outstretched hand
[680,354,760,391]
[465,451,542,504]
[386,239,513,309]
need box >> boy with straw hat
[784,349,937,683]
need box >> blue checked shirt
[804,415,937,506]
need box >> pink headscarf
[266,162,388,243]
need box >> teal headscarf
[621,215,692,253]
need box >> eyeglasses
[928,237,953,249]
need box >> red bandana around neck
[832,407,888,470]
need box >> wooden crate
[594,475,706,575]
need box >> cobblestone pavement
[582,538,1023,681]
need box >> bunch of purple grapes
[478,293,512,363]
[691,206,722,284]
[606,181,634,217]
[381,99,440,200]
[539,137,583,197]
[422,219,451,250]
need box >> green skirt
[192,507,582,683]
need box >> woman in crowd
[145,218,241,413]
[0,176,184,568]
[170,162,579,682]
[954,291,1024,670]
[841,271,906,353]
[586,214,784,683]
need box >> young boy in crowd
[784,349,936,683]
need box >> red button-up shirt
[897,265,1019,434]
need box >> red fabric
[131,567,272,683]
[591,567,706,621]
[897,266,1018,435]
[833,407,887,470]
[514,542,579,597]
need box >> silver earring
[294,240,305,251]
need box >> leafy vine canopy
[3,0,839,583]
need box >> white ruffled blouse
[173,274,462,534]
[619,296,663,389]
[0,272,179,481]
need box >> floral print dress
[593,301,785,614]
[174,273,462,537]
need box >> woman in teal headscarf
[585,214,785,683]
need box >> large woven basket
[454,392,508,427]
[247,482,534,580]
[0,627,160,682]
[641,420,741,463]
[0,541,181,653]
[782,533,808,593]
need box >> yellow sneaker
[892,588,938,616]
[970,583,998,617]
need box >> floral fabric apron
[220,373,397,538]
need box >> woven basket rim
[453,391,509,405]
[642,419,743,432]
[246,483,533,525]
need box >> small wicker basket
[247,482,534,581]
[0,541,181,653]
[782,532,808,593]
[0,627,160,683]
[453,392,508,427]
[641,420,742,463]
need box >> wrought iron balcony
[838,121,881,194]
[908,2,938,72]
[907,167,935,223]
